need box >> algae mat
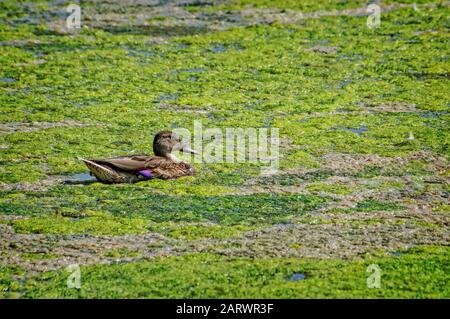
[0,0,449,298]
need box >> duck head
[153,130,197,162]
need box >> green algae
[0,1,448,299]
[102,249,141,259]
[0,265,25,299]
[21,252,60,260]
[184,0,367,13]
[306,182,353,195]
[9,214,150,236]
[1,186,327,224]
[148,222,253,240]
[355,200,402,212]
[7,246,449,299]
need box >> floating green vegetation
[102,249,141,259]
[2,186,327,226]
[0,265,25,299]
[135,178,237,196]
[355,200,402,212]
[148,222,253,240]
[306,182,353,195]
[0,5,449,182]
[21,252,60,260]
[0,0,448,299]
[183,0,367,13]
[8,246,449,299]
[10,214,150,236]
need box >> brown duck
[79,131,197,183]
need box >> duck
[79,131,197,183]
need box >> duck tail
[78,157,122,183]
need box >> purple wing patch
[138,169,154,179]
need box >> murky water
[179,68,205,73]
[420,111,449,119]
[288,273,306,281]
[64,172,97,184]
[390,251,403,257]
[0,77,16,83]
[212,44,226,53]
[342,126,369,136]
[337,78,353,89]
[127,49,156,58]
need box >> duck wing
[92,155,152,171]
[144,157,195,180]
[79,157,149,183]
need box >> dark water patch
[419,111,449,118]
[225,15,243,23]
[232,43,245,51]
[207,113,225,121]
[385,33,401,41]
[183,68,205,73]
[336,126,368,136]
[172,68,206,74]
[177,0,213,7]
[408,72,449,80]
[390,251,403,257]
[406,39,421,44]
[337,78,353,89]
[63,173,97,184]
[0,78,16,83]
[288,273,306,281]
[67,173,94,181]
[211,44,226,53]
[175,43,190,50]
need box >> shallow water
[288,273,306,281]
[342,126,369,136]
[0,77,16,83]
[65,172,96,183]
[390,251,403,257]
[212,44,226,53]
[420,111,449,119]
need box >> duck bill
[181,145,198,154]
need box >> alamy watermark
[367,4,381,29]
[66,264,81,289]
[366,264,381,289]
[66,3,81,29]
[173,121,279,175]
